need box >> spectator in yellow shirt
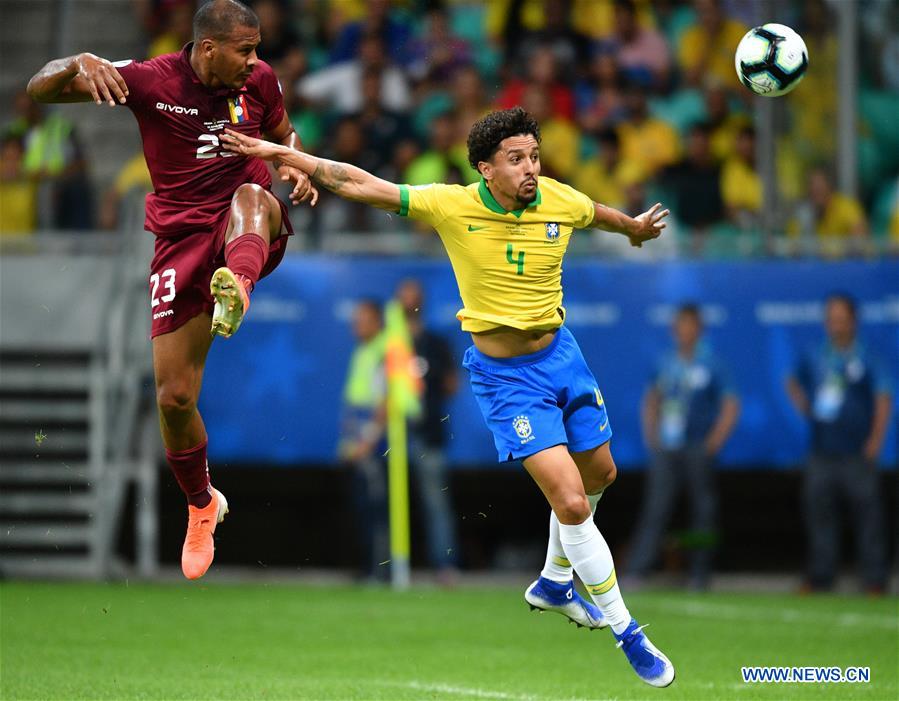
[0,136,36,235]
[790,0,839,167]
[721,126,762,227]
[573,129,646,210]
[678,0,748,88]
[146,1,193,59]
[99,152,153,230]
[572,0,658,40]
[790,168,869,257]
[486,0,656,42]
[617,87,681,175]
[808,168,868,237]
[521,85,580,180]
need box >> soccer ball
[734,23,809,97]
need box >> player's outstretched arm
[221,129,401,212]
[28,53,128,106]
[592,202,670,248]
[265,113,317,206]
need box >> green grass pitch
[1,582,896,700]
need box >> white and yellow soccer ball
[735,23,809,97]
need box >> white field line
[373,680,614,701]
[642,598,898,632]
[695,681,768,693]
[386,681,537,700]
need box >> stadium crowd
[0,0,893,595]
[1,0,898,254]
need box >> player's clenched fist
[75,53,129,106]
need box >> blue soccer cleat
[524,577,608,630]
[613,618,675,687]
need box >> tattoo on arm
[311,162,351,192]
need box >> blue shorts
[462,326,612,462]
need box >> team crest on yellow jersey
[545,222,560,241]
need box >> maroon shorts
[148,196,292,338]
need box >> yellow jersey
[398,177,595,333]
[617,118,681,175]
[721,157,762,213]
[816,194,866,237]
[0,179,36,235]
[678,18,749,88]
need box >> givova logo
[156,102,199,115]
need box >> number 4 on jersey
[506,243,525,275]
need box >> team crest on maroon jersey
[229,95,249,124]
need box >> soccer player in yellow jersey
[222,108,675,688]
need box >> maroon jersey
[115,45,285,237]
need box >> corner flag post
[386,379,411,589]
[384,300,421,590]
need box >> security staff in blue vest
[629,303,740,590]
[786,293,893,593]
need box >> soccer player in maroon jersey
[27,0,316,580]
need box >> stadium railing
[0,193,160,579]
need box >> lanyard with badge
[812,370,845,422]
[812,352,862,422]
[660,360,710,449]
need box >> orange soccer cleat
[181,487,229,580]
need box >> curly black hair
[466,107,541,169]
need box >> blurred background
[0,0,896,593]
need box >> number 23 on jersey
[150,268,176,307]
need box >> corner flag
[383,300,422,589]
